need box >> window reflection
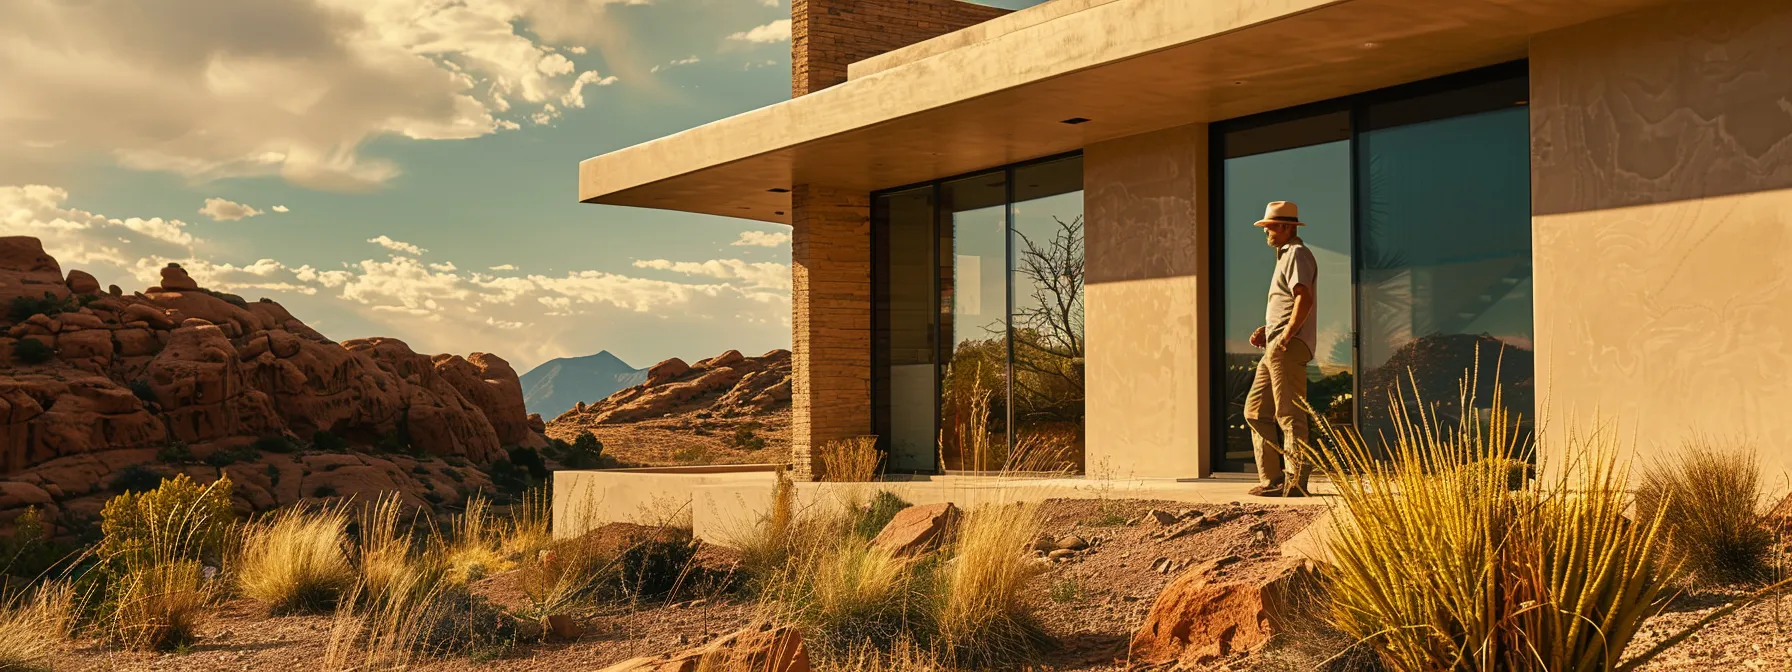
[939,172,1009,471]
[1009,158,1085,472]
[872,187,939,472]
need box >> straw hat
[1252,201,1305,227]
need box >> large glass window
[1214,64,1532,471]
[872,155,1084,474]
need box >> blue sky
[1,0,1044,371]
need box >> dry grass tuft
[238,504,357,614]
[818,436,882,483]
[1637,437,1778,585]
[0,582,77,672]
[934,501,1046,667]
[1308,369,1684,671]
[110,560,212,651]
[356,494,444,604]
[444,495,511,584]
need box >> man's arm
[1277,283,1314,352]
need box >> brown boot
[1248,484,1285,498]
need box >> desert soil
[558,413,791,468]
[47,498,1790,671]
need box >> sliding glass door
[873,155,1085,474]
[1213,63,1533,472]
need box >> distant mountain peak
[519,350,647,418]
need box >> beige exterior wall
[1083,124,1212,479]
[1531,0,1792,490]
[789,185,873,480]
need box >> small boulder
[1129,557,1317,668]
[871,502,961,557]
[159,263,200,291]
[66,270,101,295]
[546,614,582,640]
[1146,509,1179,526]
[1054,534,1089,551]
[597,622,808,672]
[645,357,691,387]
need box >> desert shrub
[11,339,53,365]
[1637,438,1777,585]
[252,435,302,454]
[356,495,445,606]
[734,470,800,584]
[325,575,513,670]
[850,490,911,540]
[1308,378,1685,671]
[7,293,73,322]
[564,433,608,469]
[507,447,549,480]
[237,505,357,614]
[312,430,349,453]
[0,508,67,580]
[818,436,881,483]
[933,502,1046,667]
[797,536,924,655]
[671,445,711,465]
[128,379,157,404]
[99,473,234,566]
[155,440,193,464]
[607,527,699,600]
[109,465,166,494]
[1048,577,1084,604]
[727,423,767,451]
[204,444,261,467]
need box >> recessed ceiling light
[767,187,790,193]
[1361,41,1380,49]
[1060,117,1091,125]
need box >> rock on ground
[871,502,961,557]
[1129,555,1319,668]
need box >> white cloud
[0,0,638,190]
[633,258,790,292]
[429,261,458,272]
[731,230,790,247]
[650,56,701,73]
[560,71,618,109]
[488,264,518,271]
[728,19,791,43]
[1,185,196,261]
[366,235,424,256]
[272,205,291,213]
[198,197,264,221]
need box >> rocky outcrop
[0,238,544,532]
[1129,556,1318,668]
[553,349,791,426]
[871,503,960,557]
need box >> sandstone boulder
[597,622,808,672]
[0,237,70,309]
[158,263,199,291]
[66,270,100,296]
[871,502,961,557]
[645,357,690,387]
[1129,556,1318,668]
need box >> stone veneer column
[1082,124,1211,479]
[789,185,872,480]
[791,0,1010,97]
[1530,0,1792,485]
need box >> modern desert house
[578,0,1792,485]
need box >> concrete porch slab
[553,468,1334,544]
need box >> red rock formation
[556,349,791,426]
[0,238,544,531]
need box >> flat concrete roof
[578,0,1680,224]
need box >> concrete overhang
[578,0,1680,225]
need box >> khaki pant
[1244,337,1312,489]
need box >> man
[1245,201,1317,497]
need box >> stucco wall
[1531,0,1792,490]
[1083,124,1212,479]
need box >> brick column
[790,185,872,480]
[791,0,1011,97]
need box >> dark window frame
[1207,61,1529,473]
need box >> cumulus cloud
[1,186,196,267]
[272,205,291,213]
[367,235,424,256]
[731,230,789,247]
[199,197,264,221]
[489,264,517,271]
[0,0,626,190]
[633,258,790,292]
[560,70,619,109]
[728,19,791,43]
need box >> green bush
[727,423,767,451]
[7,292,73,322]
[850,490,912,540]
[110,465,167,494]
[99,473,235,566]
[608,529,701,600]
[311,431,348,453]
[0,507,69,579]
[507,447,549,480]
[203,444,260,467]
[155,441,193,464]
[252,435,301,454]
[562,433,608,469]
[12,338,54,364]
